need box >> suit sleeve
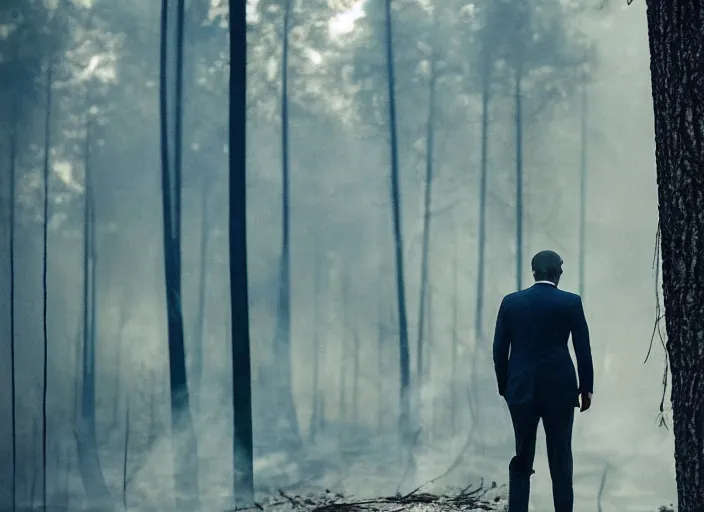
[571,296,594,394]
[492,298,510,397]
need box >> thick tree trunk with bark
[645,2,704,510]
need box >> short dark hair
[531,250,563,281]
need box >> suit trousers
[507,403,575,512]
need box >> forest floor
[243,484,508,511]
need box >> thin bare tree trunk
[352,328,360,424]
[377,304,384,435]
[41,54,53,510]
[193,173,210,409]
[159,0,200,505]
[450,220,459,437]
[8,36,19,511]
[122,401,130,511]
[339,275,349,426]
[578,71,587,299]
[310,247,322,442]
[514,64,524,292]
[77,115,112,504]
[474,72,490,343]
[416,13,438,387]
[270,0,302,448]
[384,0,411,444]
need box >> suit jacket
[492,282,594,409]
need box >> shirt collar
[534,280,556,287]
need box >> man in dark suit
[492,250,594,512]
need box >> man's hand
[579,392,592,412]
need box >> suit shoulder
[500,290,522,304]
[557,289,583,304]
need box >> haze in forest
[0,0,673,511]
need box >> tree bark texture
[645,2,704,510]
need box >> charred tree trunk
[229,0,254,504]
[645,3,704,510]
[416,19,438,385]
[384,0,411,444]
[41,54,53,510]
[159,0,200,507]
[514,65,524,291]
[77,116,112,504]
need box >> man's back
[493,282,593,410]
[494,251,594,512]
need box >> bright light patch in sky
[306,48,323,65]
[329,1,366,36]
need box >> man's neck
[534,280,556,287]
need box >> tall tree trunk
[309,247,322,442]
[112,301,126,427]
[578,71,587,299]
[416,18,438,386]
[384,0,411,444]
[426,286,434,440]
[470,70,491,453]
[159,0,200,507]
[339,276,349,426]
[41,54,53,510]
[474,73,491,344]
[377,303,384,435]
[645,3,704,509]
[515,66,524,292]
[76,116,112,504]
[74,324,82,423]
[229,0,254,504]
[30,418,38,507]
[271,0,301,447]
[148,371,157,445]
[8,39,18,511]
[352,328,360,424]
[193,172,210,408]
[451,219,458,437]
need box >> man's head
[531,250,563,285]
